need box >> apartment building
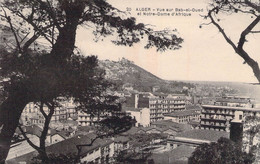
[164,110,200,124]
[77,110,129,126]
[8,134,115,164]
[21,101,77,126]
[125,107,150,127]
[200,105,260,131]
[214,95,254,108]
[149,94,186,122]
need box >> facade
[21,101,77,126]
[80,142,114,164]
[122,93,151,126]
[114,136,130,155]
[214,96,253,108]
[125,107,150,127]
[77,111,128,126]
[8,134,115,164]
[149,94,186,122]
[200,105,260,132]
[77,111,107,126]
[164,110,200,124]
[51,107,67,122]
[21,102,44,125]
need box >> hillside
[99,58,195,93]
[0,25,194,94]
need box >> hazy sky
[76,0,260,83]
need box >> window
[239,115,242,120]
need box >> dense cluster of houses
[7,90,260,163]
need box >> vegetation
[203,0,260,82]
[99,59,195,93]
[243,116,260,162]
[114,133,166,163]
[188,137,255,164]
[0,0,183,162]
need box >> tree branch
[38,101,47,119]
[1,7,22,52]
[14,10,53,45]
[244,0,260,13]
[36,0,62,31]
[75,132,111,159]
[208,7,260,82]
[39,101,54,152]
[22,34,40,52]
[208,8,237,50]
[18,125,41,151]
[250,31,260,33]
[238,16,260,50]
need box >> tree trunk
[0,92,29,162]
[0,4,84,163]
[38,103,55,163]
[238,50,260,83]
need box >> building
[125,107,150,127]
[152,86,160,92]
[122,93,150,127]
[77,110,129,127]
[77,111,107,126]
[151,145,194,164]
[200,105,260,131]
[114,136,130,155]
[136,126,181,135]
[21,101,77,126]
[7,134,115,164]
[149,94,186,122]
[167,129,229,149]
[214,96,253,108]
[7,125,67,161]
[151,120,191,132]
[163,110,200,124]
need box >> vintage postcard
[0,0,260,163]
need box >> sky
[75,0,260,83]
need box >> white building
[21,101,77,126]
[125,107,150,127]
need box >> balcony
[201,111,234,116]
[200,122,226,128]
[201,117,227,122]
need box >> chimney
[135,94,139,108]
[230,111,243,150]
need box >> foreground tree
[27,115,134,163]
[18,101,56,161]
[202,0,260,82]
[114,133,167,163]
[11,54,124,163]
[0,0,183,162]
[188,137,255,164]
[243,116,260,162]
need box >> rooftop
[202,105,260,112]
[123,106,141,112]
[139,126,181,133]
[164,110,199,117]
[151,145,194,164]
[186,105,202,111]
[114,136,130,143]
[18,125,44,137]
[122,127,139,135]
[215,98,250,103]
[174,129,229,142]
[151,120,191,131]
[7,133,113,163]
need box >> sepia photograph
[0,0,260,163]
